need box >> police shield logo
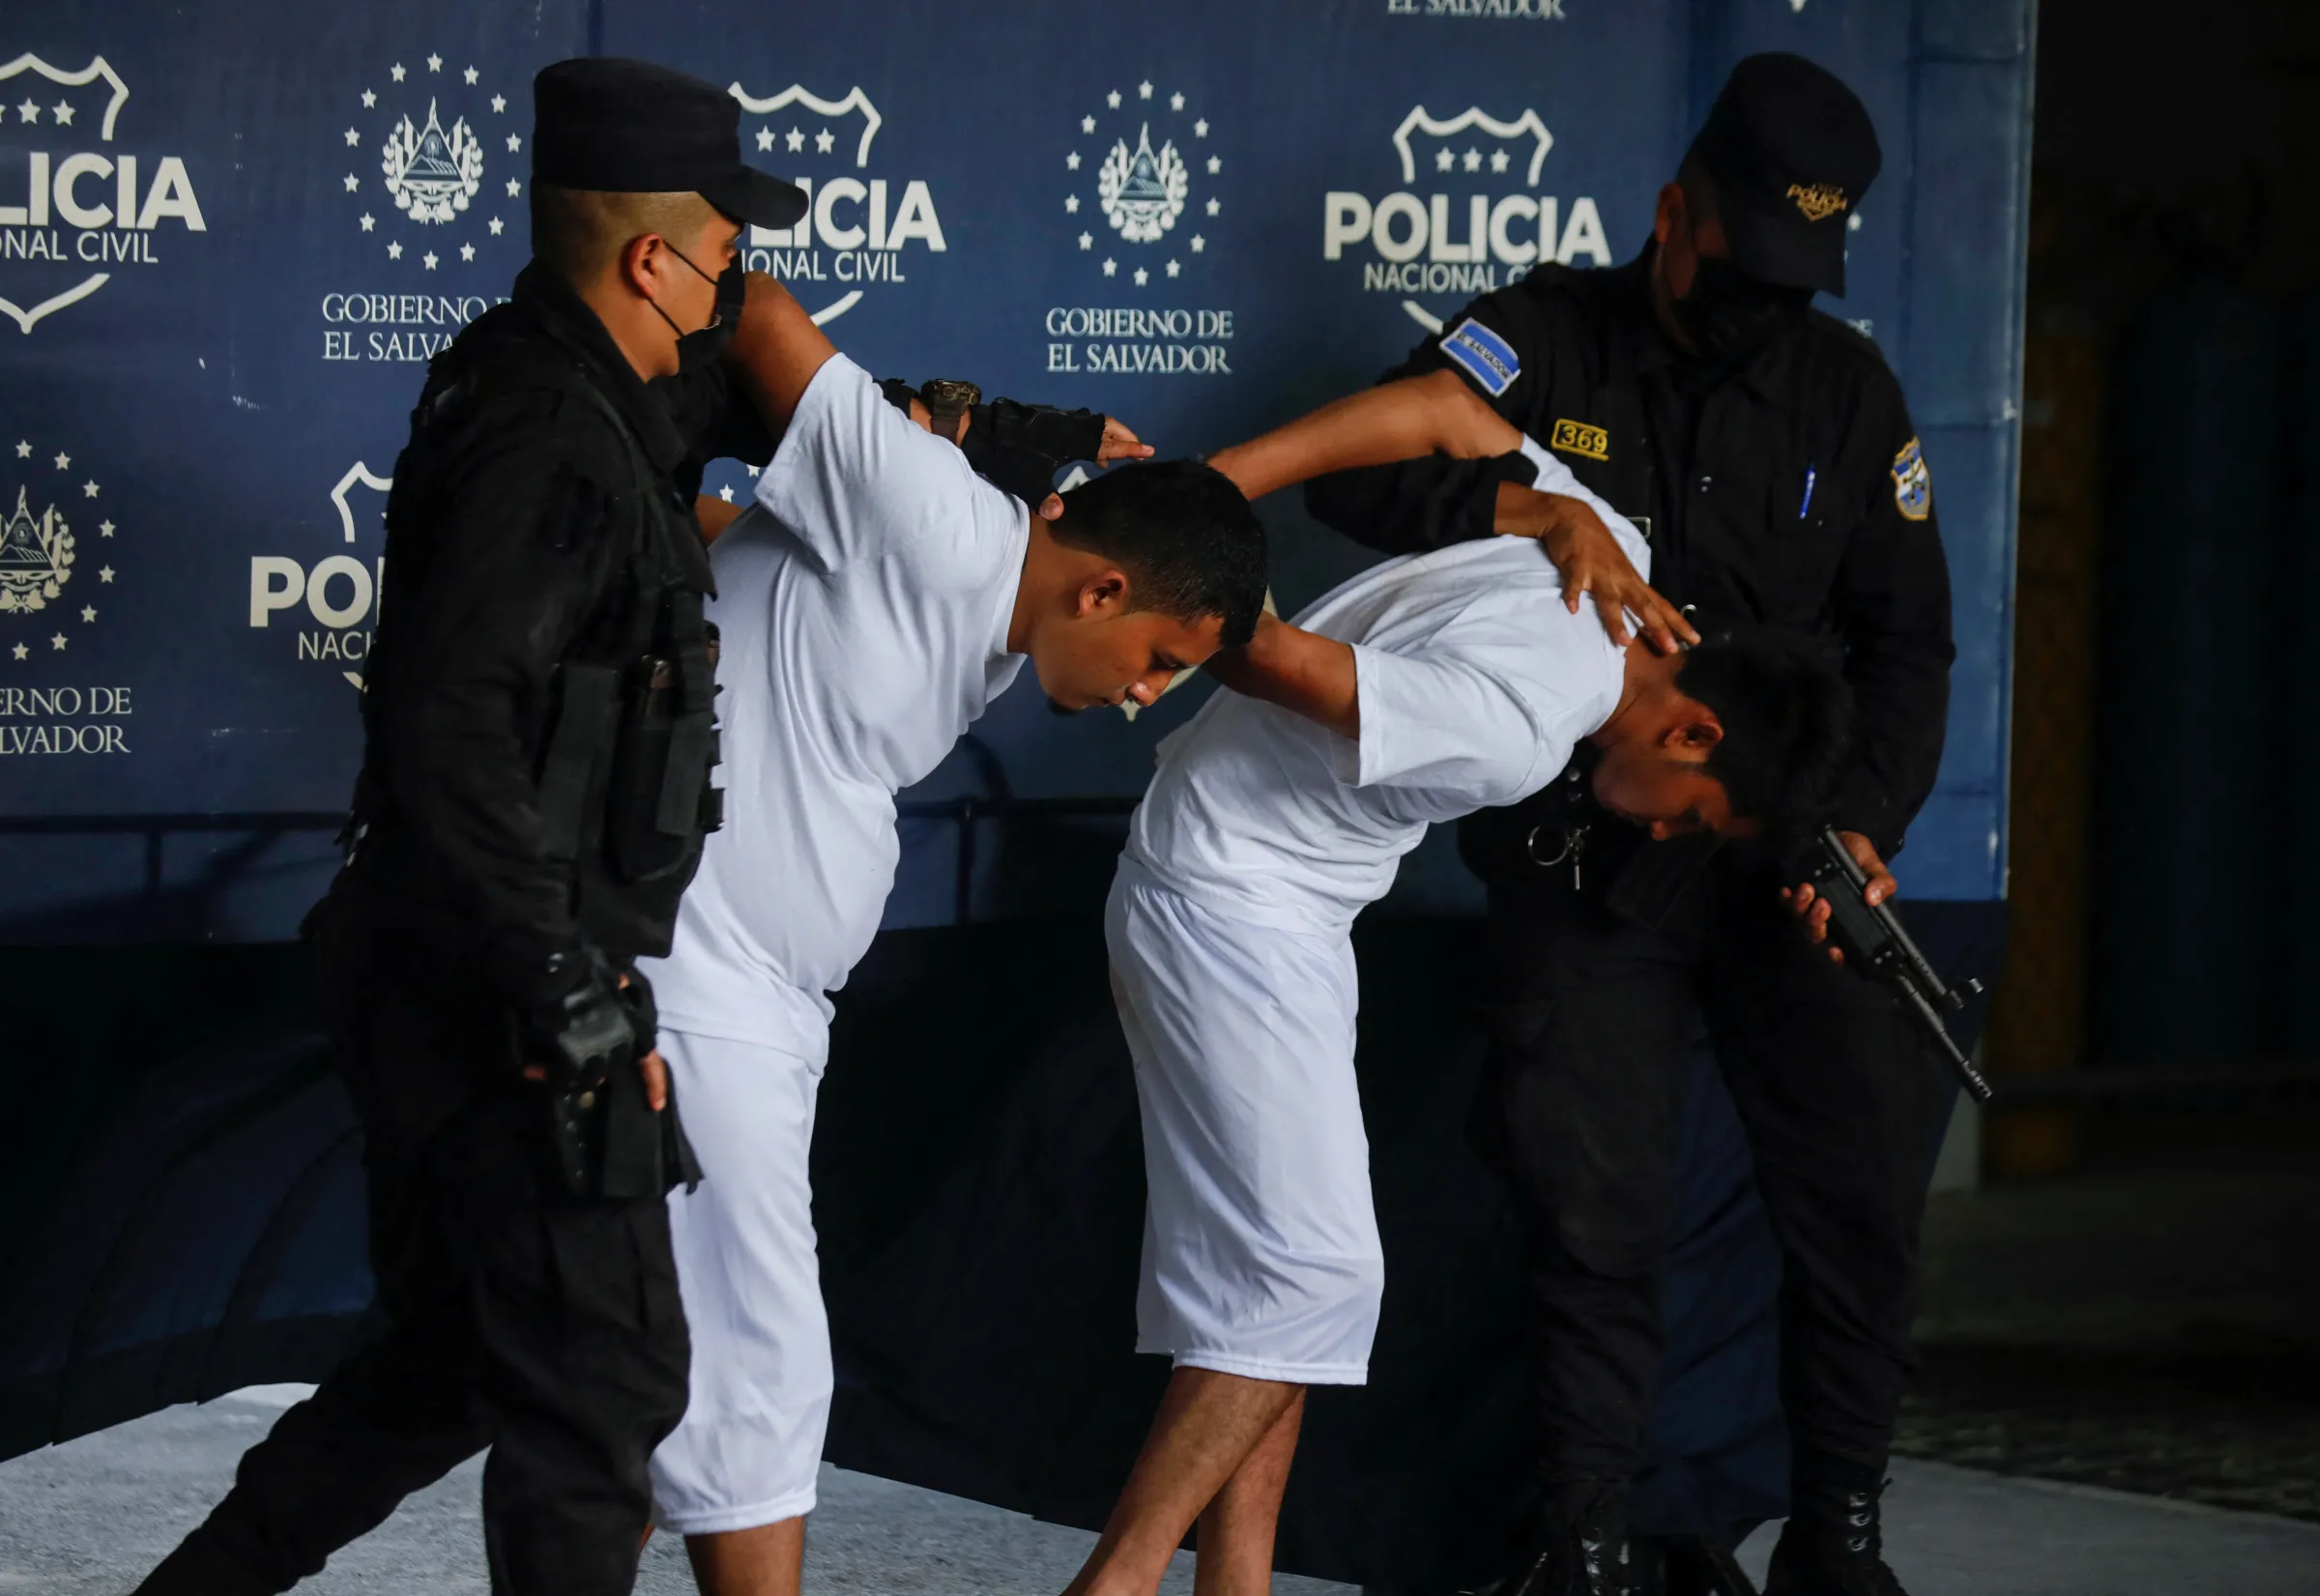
[247,462,390,690]
[2,435,116,660]
[0,53,205,334]
[1892,436,1931,521]
[731,83,945,328]
[1322,104,1607,335]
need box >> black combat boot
[1762,1465,1908,1596]
[1497,1481,1635,1596]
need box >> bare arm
[721,271,841,430]
[1493,480,1697,653]
[694,494,744,544]
[1201,613,1361,740]
[1205,369,1523,502]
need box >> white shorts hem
[1142,1342,1371,1386]
[653,1482,820,1536]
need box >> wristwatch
[918,378,982,439]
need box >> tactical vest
[1495,265,1663,545]
[355,341,723,964]
[1459,268,1690,907]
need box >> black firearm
[1801,826,1993,1103]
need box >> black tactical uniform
[1307,55,1955,1596]
[135,61,806,1596]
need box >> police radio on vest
[0,152,207,234]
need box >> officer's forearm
[1832,664,1951,856]
[1305,457,1502,556]
[388,699,592,998]
[1211,370,1522,501]
[1202,614,1360,740]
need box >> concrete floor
[3,1386,2315,1595]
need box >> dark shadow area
[0,893,1998,1589]
[1903,1102,2320,1523]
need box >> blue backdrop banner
[0,0,2029,941]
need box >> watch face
[921,378,982,414]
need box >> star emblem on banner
[1065,83,1219,289]
[347,54,512,273]
[1,434,120,657]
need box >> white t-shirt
[1124,445,1641,936]
[644,354,1030,1054]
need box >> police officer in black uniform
[1306,55,1955,1596]
[135,60,807,1596]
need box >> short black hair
[1052,459,1268,647]
[1676,625,1851,834]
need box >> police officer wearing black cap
[1306,55,1954,1596]
[133,59,810,1596]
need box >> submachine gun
[1798,826,1992,1103]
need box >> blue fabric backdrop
[0,0,2029,934]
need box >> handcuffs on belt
[1525,820,1590,891]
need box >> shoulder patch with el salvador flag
[1438,317,1521,397]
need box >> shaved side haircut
[530,184,721,282]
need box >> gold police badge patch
[1891,437,1931,521]
[1786,183,1848,223]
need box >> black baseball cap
[1684,53,1880,296]
[532,58,807,231]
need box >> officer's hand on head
[1779,830,1898,965]
[1095,417,1155,468]
[1501,487,1697,654]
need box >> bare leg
[1194,1389,1306,1596]
[1061,1368,1302,1596]
[684,1518,805,1596]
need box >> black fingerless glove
[963,398,1109,505]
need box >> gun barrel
[1901,979,1994,1102]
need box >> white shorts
[1107,864,1383,1385]
[649,1027,832,1534]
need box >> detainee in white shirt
[639,275,1270,1595]
[1060,370,1853,1596]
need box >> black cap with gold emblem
[1684,52,1881,297]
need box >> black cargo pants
[1476,840,1949,1486]
[136,890,689,1596]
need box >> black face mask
[651,246,742,373]
[1672,250,1812,364]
